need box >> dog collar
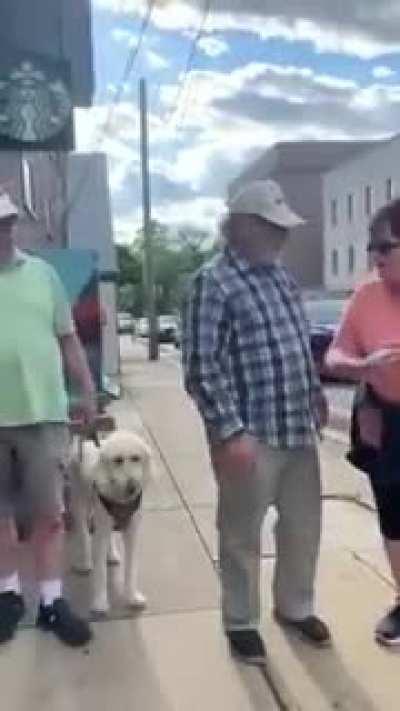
[97,490,142,531]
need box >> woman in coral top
[326,198,400,647]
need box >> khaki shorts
[0,424,70,519]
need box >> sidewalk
[0,345,278,711]
[122,342,398,711]
[2,341,398,711]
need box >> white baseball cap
[228,179,305,229]
[0,192,18,221]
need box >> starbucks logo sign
[0,60,72,144]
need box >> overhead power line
[61,0,157,222]
[166,0,212,128]
[102,0,157,137]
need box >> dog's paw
[91,608,110,621]
[107,552,121,567]
[126,591,147,610]
[107,534,122,566]
[91,600,110,617]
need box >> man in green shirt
[0,192,95,647]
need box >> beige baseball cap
[228,179,305,229]
[0,193,18,221]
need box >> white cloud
[198,35,230,57]
[159,62,360,131]
[114,212,142,243]
[153,60,400,208]
[154,196,225,232]
[145,49,170,69]
[351,83,400,110]
[110,27,137,47]
[249,17,400,60]
[110,22,170,73]
[77,41,400,233]
[96,0,400,59]
[372,65,396,79]
[75,103,140,188]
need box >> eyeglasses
[367,240,400,256]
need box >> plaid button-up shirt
[182,247,322,448]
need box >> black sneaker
[36,598,93,647]
[274,611,331,647]
[226,629,266,664]
[0,591,25,644]
[375,604,400,647]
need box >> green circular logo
[0,61,72,143]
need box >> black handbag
[347,384,400,482]
[346,384,380,475]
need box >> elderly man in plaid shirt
[182,179,331,663]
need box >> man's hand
[59,333,97,426]
[211,432,259,477]
[79,392,97,427]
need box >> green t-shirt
[0,251,74,426]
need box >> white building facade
[323,135,400,292]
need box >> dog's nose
[126,481,137,497]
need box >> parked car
[137,317,149,337]
[136,315,177,343]
[117,311,134,335]
[304,297,348,379]
[158,315,177,343]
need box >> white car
[117,312,134,334]
[137,317,149,337]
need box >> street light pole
[139,77,158,361]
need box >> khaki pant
[215,442,321,631]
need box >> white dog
[69,429,154,616]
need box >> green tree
[116,244,142,287]
[116,244,144,315]
[117,221,216,317]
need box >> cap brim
[260,206,306,229]
[0,212,18,221]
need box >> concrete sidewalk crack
[348,550,394,590]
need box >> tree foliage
[116,222,216,316]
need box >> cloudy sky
[76,0,400,241]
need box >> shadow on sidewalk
[279,630,379,711]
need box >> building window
[331,249,339,277]
[21,157,38,219]
[347,193,353,223]
[386,178,392,202]
[365,185,372,217]
[348,245,355,274]
[331,199,338,227]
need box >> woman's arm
[325,346,368,382]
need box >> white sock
[39,579,62,607]
[0,572,21,595]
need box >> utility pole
[139,77,159,361]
